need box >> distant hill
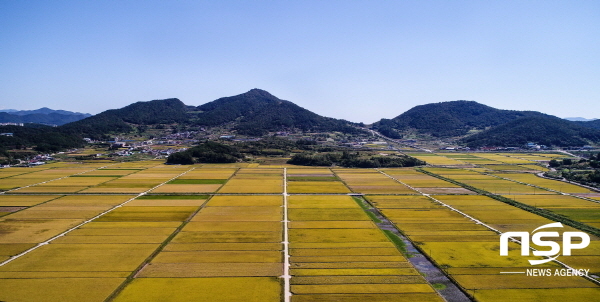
[460,116,600,148]
[0,107,90,116]
[194,89,361,135]
[0,107,91,126]
[565,117,597,122]
[60,98,188,139]
[372,100,549,138]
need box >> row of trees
[546,155,600,188]
[287,151,425,168]
[166,141,244,164]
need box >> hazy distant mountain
[460,116,600,148]
[0,107,91,116]
[372,100,550,138]
[565,117,597,122]
[194,89,360,135]
[0,107,91,126]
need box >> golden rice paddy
[113,277,282,302]
[1,162,598,301]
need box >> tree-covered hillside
[194,89,361,135]
[460,116,600,148]
[0,125,84,152]
[575,119,600,130]
[60,98,188,139]
[373,100,549,138]
[167,141,244,164]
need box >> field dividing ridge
[283,168,291,302]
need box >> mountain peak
[238,88,280,101]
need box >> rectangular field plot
[12,186,89,193]
[406,153,467,166]
[518,164,549,171]
[0,178,54,191]
[125,198,207,207]
[78,169,139,176]
[473,288,600,302]
[452,274,598,289]
[291,293,443,302]
[290,247,402,257]
[481,165,535,171]
[167,179,227,184]
[33,176,117,187]
[0,243,36,259]
[206,195,282,207]
[149,183,222,193]
[288,181,351,193]
[291,262,413,269]
[367,195,437,208]
[37,195,134,207]
[137,262,283,277]
[445,177,547,194]
[287,168,332,181]
[163,243,282,251]
[494,173,595,194]
[289,195,359,208]
[218,178,283,193]
[171,231,282,243]
[113,277,281,302]
[184,221,281,232]
[95,206,198,222]
[0,278,125,302]
[334,170,416,194]
[175,168,236,179]
[473,154,535,164]
[0,195,60,207]
[0,243,158,272]
[391,177,460,188]
[289,221,376,229]
[289,209,371,221]
[291,283,434,294]
[0,219,83,244]
[52,235,170,244]
[191,206,282,221]
[152,250,282,263]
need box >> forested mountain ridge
[460,116,600,148]
[193,89,361,135]
[575,119,600,130]
[4,90,599,152]
[60,98,189,139]
[59,89,362,139]
[372,100,550,138]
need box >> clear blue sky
[1,1,598,123]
